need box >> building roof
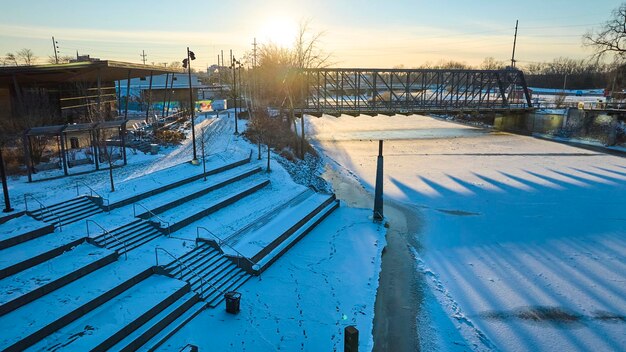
[0,60,181,85]
[25,120,128,136]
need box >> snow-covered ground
[306,114,626,351]
[162,207,385,351]
[1,110,386,351]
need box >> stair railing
[86,219,128,260]
[75,181,110,211]
[132,202,171,236]
[155,246,219,298]
[23,194,63,231]
[197,227,260,272]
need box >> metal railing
[132,202,171,236]
[75,180,110,211]
[86,219,128,260]
[155,246,216,297]
[197,227,260,272]
[24,194,63,231]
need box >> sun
[258,17,298,48]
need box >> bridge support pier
[373,140,384,222]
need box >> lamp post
[230,58,239,134]
[183,47,198,164]
[237,60,243,118]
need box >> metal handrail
[155,246,217,297]
[132,202,171,236]
[75,180,110,211]
[23,194,63,231]
[196,227,260,272]
[86,219,128,260]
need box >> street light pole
[184,47,198,164]
[231,58,239,134]
[201,127,206,181]
[238,61,243,118]
[0,146,14,212]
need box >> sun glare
[258,17,298,48]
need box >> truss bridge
[300,68,533,116]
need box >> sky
[0,0,622,69]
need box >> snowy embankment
[306,114,626,351]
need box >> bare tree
[47,55,73,64]
[583,2,626,61]
[16,48,36,65]
[3,53,18,66]
[481,57,506,70]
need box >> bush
[155,130,185,144]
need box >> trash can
[150,144,159,155]
[224,291,241,314]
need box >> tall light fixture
[183,47,198,164]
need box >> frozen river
[306,114,626,352]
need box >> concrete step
[205,270,251,307]
[93,221,152,248]
[250,194,337,263]
[162,178,270,233]
[0,243,117,317]
[0,215,54,250]
[25,276,189,352]
[135,301,206,352]
[165,246,219,278]
[28,197,87,218]
[0,234,86,280]
[111,292,200,352]
[0,262,153,351]
[135,165,262,219]
[254,199,339,274]
[162,244,212,273]
[113,231,161,254]
[57,206,103,225]
[108,155,252,210]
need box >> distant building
[117,73,207,113]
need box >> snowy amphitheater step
[107,153,253,210]
[134,301,206,352]
[0,242,117,316]
[109,292,203,352]
[90,219,163,254]
[25,275,190,352]
[0,230,86,279]
[253,199,340,273]
[0,214,54,249]
[28,196,103,226]
[159,243,252,308]
[0,261,153,351]
[224,192,339,269]
[158,176,271,233]
[134,164,262,219]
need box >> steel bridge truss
[302,68,532,116]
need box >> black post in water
[373,140,384,221]
[0,147,14,212]
[344,325,359,352]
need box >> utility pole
[140,50,147,65]
[510,20,518,68]
[251,38,257,111]
[51,36,59,64]
[252,38,257,68]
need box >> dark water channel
[322,166,423,351]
